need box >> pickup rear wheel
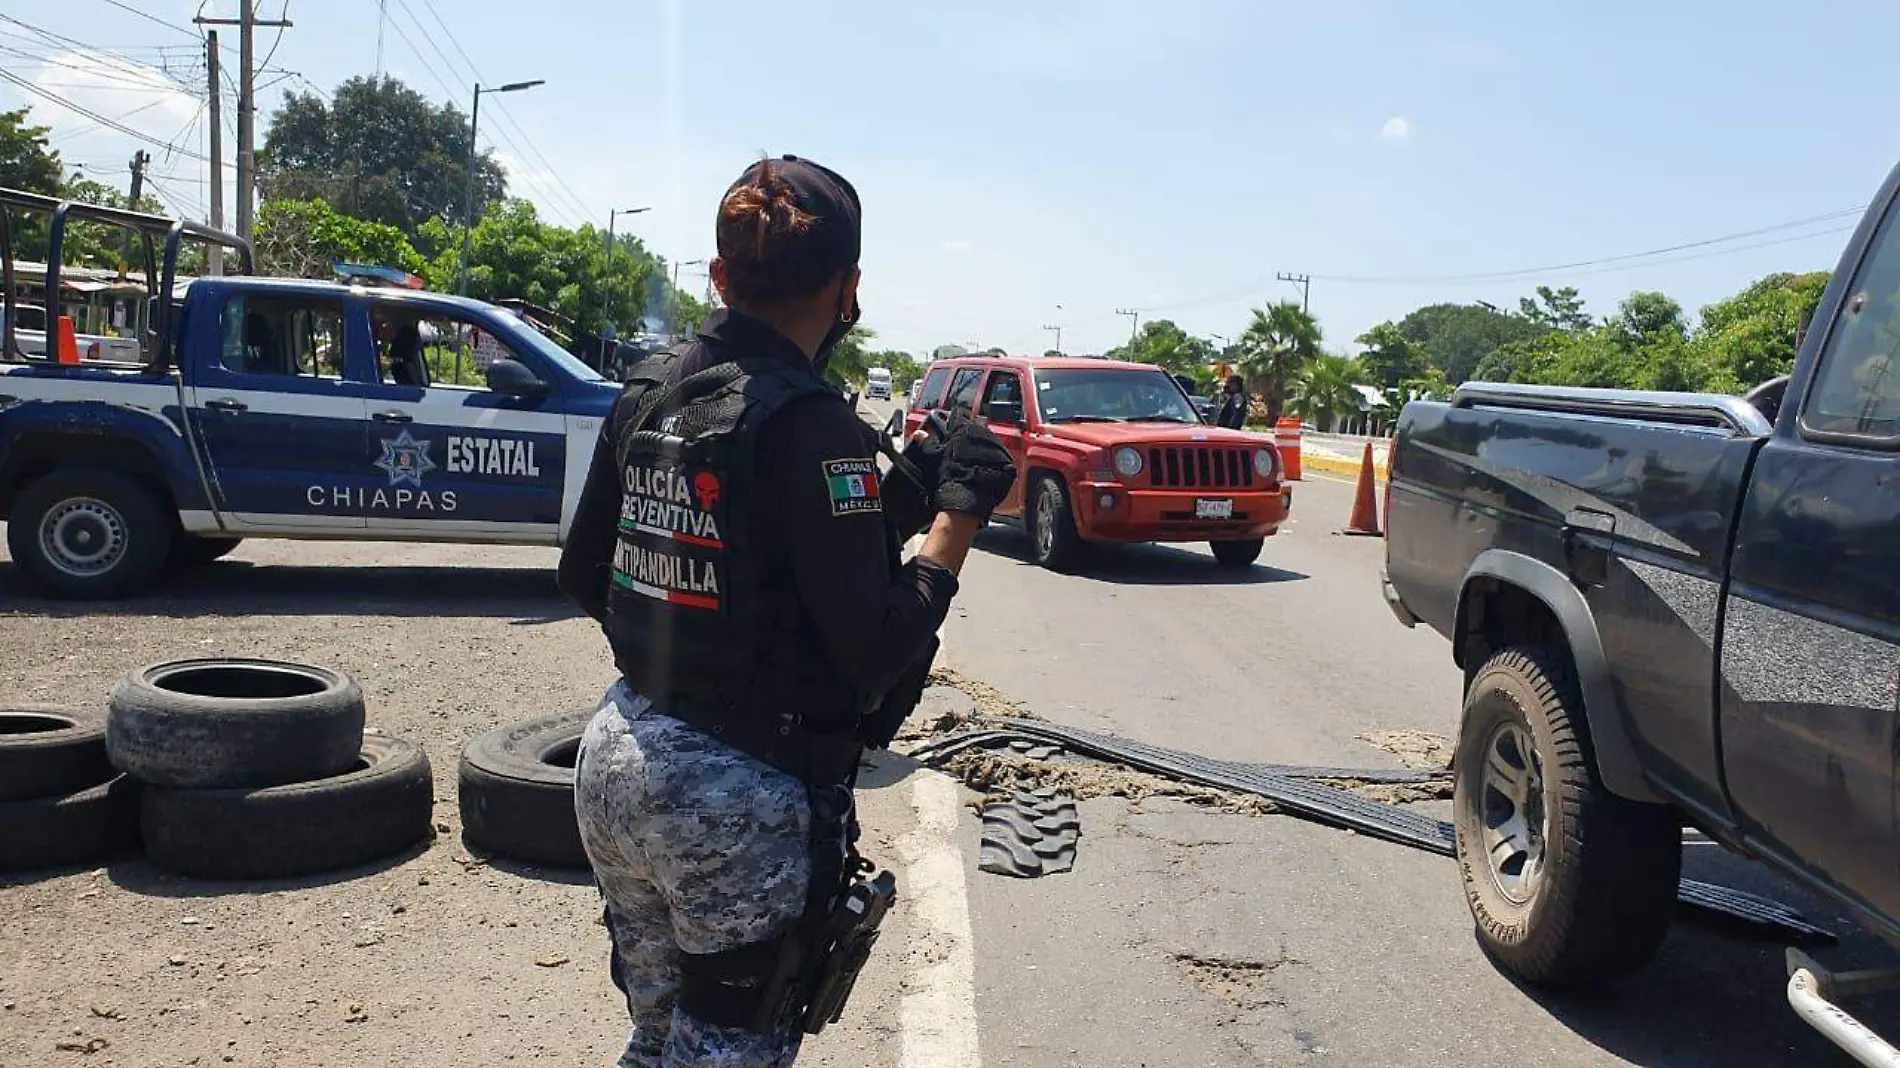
[8,468,171,600]
[1029,474,1084,572]
[1454,646,1681,986]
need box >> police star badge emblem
[374,429,438,488]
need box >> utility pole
[1116,308,1139,346]
[206,30,224,274]
[1042,324,1062,355]
[375,0,387,77]
[1277,272,1311,314]
[121,149,148,276]
[195,4,292,245]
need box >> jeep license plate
[1194,498,1234,520]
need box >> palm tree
[1237,301,1322,425]
[1288,353,1368,432]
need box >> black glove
[936,419,1017,523]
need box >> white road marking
[896,771,982,1068]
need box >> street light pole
[458,78,545,297]
[601,206,650,333]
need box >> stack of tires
[0,706,139,874]
[108,659,434,879]
[458,710,594,870]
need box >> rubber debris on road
[976,718,1836,947]
[978,787,1079,879]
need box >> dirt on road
[0,538,927,1068]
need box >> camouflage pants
[574,681,813,1068]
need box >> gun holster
[678,786,898,1038]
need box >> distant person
[1216,374,1248,429]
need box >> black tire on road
[6,468,172,600]
[107,659,365,789]
[1029,474,1085,572]
[0,706,112,802]
[141,734,433,880]
[1211,538,1264,567]
[458,711,592,869]
[1453,646,1681,986]
[171,534,243,567]
[0,775,140,874]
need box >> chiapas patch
[822,458,882,516]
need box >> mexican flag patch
[822,458,882,516]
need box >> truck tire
[0,706,112,801]
[7,468,172,599]
[171,534,243,567]
[1029,474,1085,572]
[0,776,140,874]
[1453,646,1681,986]
[141,735,433,880]
[458,711,591,869]
[1210,538,1263,567]
[107,659,365,789]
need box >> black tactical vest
[602,346,866,785]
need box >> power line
[97,0,203,40]
[402,0,598,226]
[0,67,211,161]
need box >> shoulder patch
[821,458,882,516]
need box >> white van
[866,366,892,400]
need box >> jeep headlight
[1113,446,1144,478]
[1253,448,1277,478]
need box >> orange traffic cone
[1343,441,1382,537]
[54,315,79,365]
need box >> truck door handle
[372,410,413,424]
[205,397,247,413]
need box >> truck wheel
[0,706,111,802]
[1454,646,1681,986]
[141,734,433,880]
[107,659,366,789]
[7,468,172,599]
[1029,474,1084,572]
[171,534,243,567]
[1210,538,1263,567]
[458,710,592,869]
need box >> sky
[5,0,1899,359]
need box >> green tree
[1518,285,1593,333]
[1288,353,1368,431]
[1105,319,1219,388]
[1611,290,1687,348]
[47,174,171,272]
[0,107,61,194]
[261,76,506,239]
[1396,302,1545,383]
[1237,300,1322,425]
[254,197,427,278]
[1355,321,1426,390]
[823,324,877,386]
[1687,271,1831,392]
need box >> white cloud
[1381,116,1411,140]
[942,239,972,254]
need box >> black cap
[720,154,862,279]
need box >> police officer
[1215,373,1248,430]
[556,154,1016,1068]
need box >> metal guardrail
[1451,381,1775,436]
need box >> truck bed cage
[1451,381,1774,436]
[0,186,253,372]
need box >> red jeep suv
[893,355,1291,569]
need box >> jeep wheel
[1210,538,1263,567]
[7,468,172,599]
[1029,474,1084,572]
[1453,646,1681,986]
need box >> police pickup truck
[0,191,619,599]
[1384,159,1900,1057]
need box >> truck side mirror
[986,399,1024,426]
[486,358,549,400]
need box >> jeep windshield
[1033,367,1201,424]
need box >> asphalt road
[861,397,1898,1068]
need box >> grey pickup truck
[1384,162,1900,1057]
